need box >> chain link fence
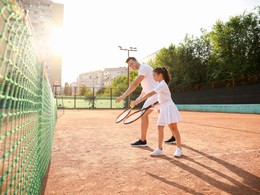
[54,86,127,109]
[0,1,56,194]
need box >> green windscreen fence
[0,0,56,194]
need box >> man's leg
[131,109,153,147]
[140,109,153,141]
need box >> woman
[131,67,182,157]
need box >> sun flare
[49,27,64,55]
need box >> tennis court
[42,109,260,195]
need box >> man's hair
[125,57,137,63]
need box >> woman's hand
[130,100,139,108]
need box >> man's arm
[136,90,145,99]
[115,75,144,103]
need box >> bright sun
[49,27,64,55]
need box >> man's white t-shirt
[138,64,158,93]
[138,64,159,109]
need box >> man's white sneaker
[174,147,182,157]
[150,148,163,156]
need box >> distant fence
[0,1,56,194]
[54,83,260,110]
[173,83,260,113]
[56,95,126,109]
[54,87,127,109]
[172,83,260,104]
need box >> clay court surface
[42,109,260,195]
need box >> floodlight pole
[90,76,98,108]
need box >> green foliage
[152,7,260,90]
[63,82,72,95]
[77,84,96,108]
[78,84,86,96]
[104,69,141,100]
[84,89,93,97]
[96,88,106,96]
[85,96,96,108]
[109,75,127,96]
[209,8,260,79]
[78,84,92,96]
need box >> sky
[51,0,259,84]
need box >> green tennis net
[0,0,57,194]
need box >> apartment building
[77,67,127,91]
[77,70,104,94]
[103,67,127,87]
[19,0,64,88]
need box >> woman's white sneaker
[150,148,163,156]
[174,147,182,157]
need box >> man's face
[127,59,138,70]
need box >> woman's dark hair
[153,67,171,84]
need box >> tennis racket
[123,101,158,124]
[115,105,135,123]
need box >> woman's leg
[168,123,181,148]
[158,125,164,149]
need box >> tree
[78,84,87,96]
[178,33,211,85]
[63,82,72,96]
[153,44,176,70]
[151,7,260,90]
[208,7,260,80]
[102,70,142,105]
[152,36,210,90]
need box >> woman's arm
[131,90,157,106]
[136,90,145,99]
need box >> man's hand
[115,96,124,103]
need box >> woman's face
[153,72,163,82]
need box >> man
[116,57,176,146]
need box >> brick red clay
[42,110,260,195]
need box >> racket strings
[115,109,131,123]
[123,110,145,124]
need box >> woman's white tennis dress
[154,80,180,126]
